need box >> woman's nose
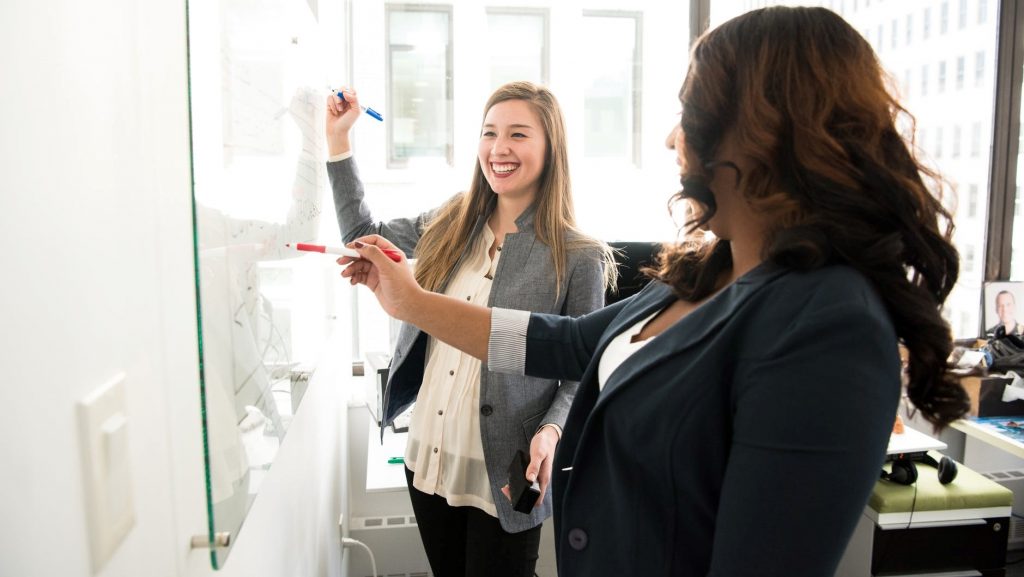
[492,136,511,155]
[665,124,681,150]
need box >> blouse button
[449,369,455,376]
[437,410,443,416]
[433,447,439,454]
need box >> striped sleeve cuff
[488,307,531,375]
[327,150,353,163]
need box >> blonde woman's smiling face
[478,99,547,202]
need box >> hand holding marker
[286,242,403,263]
[334,89,383,122]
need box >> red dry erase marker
[287,242,403,263]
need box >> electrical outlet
[78,373,135,572]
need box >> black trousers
[405,467,542,577]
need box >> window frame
[581,8,644,167]
[985,0,1024,281]
[384,3,455,169]
[484,6,551,88]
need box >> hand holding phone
[507,449,542,514]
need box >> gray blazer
[328,158,606,532]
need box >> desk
[887,425,947,455]
[951,418,1024,460]
[365,421,409,492]
[837,426,1013,577]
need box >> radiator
[348,514,432,577]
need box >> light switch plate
[77,373,135,573]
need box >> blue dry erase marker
[336,90,383,122]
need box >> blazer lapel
[595,263,786,405]
[555,264,787,479]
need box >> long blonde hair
[414,81,615,295]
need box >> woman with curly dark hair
[339,6,970,576]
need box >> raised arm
[325,91,433,255]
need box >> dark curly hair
[651,6,969,429]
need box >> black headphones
[880,451,958,485]
[880,456,919,485]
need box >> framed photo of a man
[983,281,1024,338]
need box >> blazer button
[567,528,588,550]
[480,404,493,416]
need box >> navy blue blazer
[518,263,901,576]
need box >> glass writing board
[185,0,334,567]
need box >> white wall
[0,1,350,576]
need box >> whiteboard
[186,0,334,567]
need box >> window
[710,1,1002,336]
[964,244,976,273]
[959,311,971,332]
[385,5,453,168]
[1016,189,1024,277]
[342,1,1020,341]
[975,50,986,87]
[349,1,688,243]
[582,11,642,166]
[486,9,548,90]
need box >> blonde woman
[326,81,613,577]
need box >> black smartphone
[507,449,541,514]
